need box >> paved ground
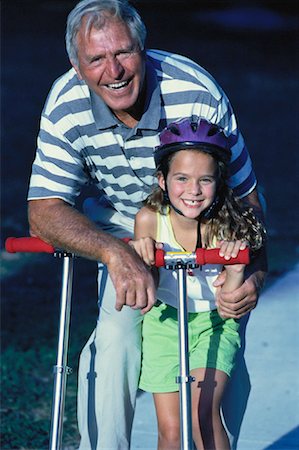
[131,264,299,449]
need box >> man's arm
[28,198,156,313]
[214,187,268,319]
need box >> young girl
[131,118,266,450]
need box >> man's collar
[90,90,118,130]
[136,57,161,131]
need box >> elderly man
[28,0,267,448]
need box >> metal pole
[49,254,74,450]
[176,266,194,450]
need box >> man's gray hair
[66,0,147,64]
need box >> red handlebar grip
[5,237,55,254]
[196,247,250,265]
[155,249,165,267]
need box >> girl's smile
[181,199,204,208]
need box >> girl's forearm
[221,266,245,293]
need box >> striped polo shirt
[28,49,256,220]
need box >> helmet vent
[207,125,219,137]
[191,121,198,132]
[169,125,180,136]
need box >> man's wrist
[247,269,267,294]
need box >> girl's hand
[129,237,162,266]
[217,239,248,261]
[214,240,248,309]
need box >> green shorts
[139,302,241,393]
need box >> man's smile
[106,79,130,90]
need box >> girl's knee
[158,423,180,449]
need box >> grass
[2,347,62,449]
[1,253,98,449]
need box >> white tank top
[156,211,222,312]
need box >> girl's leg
[191,368,230,450]
[153,392,181,450]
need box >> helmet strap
[163,188,185,217]
[202,195,220,219]
[163,189,170,204]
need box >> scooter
[5,237,249,450]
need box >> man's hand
[214,270,266,319]
[28,199,157,314]
[107,241,157,314]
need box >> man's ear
[71,61,83,80]
[157,172,166,191]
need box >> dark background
[1,1,299,448]
[2,0,299,251]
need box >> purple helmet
[154,118,237,168]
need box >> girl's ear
[157,172,166,191]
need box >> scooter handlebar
[5,236,133,254]
[195,247,250,265]
[155,247,250,267]
[5,237,55,254]
[5,237,250,266]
